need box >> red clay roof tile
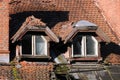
[9,0,119,43]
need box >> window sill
[70,57,102,61]
[19,55,51,59]
[73,55,98,58]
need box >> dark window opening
[22,34,32,55]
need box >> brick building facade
[0,0,120,64]
[0,0,9,63]
[0,0,120,80]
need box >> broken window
[22,34,48,56]
[72,35,98,57]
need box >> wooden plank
[96,28,110,42]
[45,27,59,42]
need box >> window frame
[21,34,49,57]
[72,35,98,58]
[32,35,48,56]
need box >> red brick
[0,0,9,51]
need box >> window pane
[73,35,82,56]
[22,34,32,55]
[35,36,46,56]
[86,36,98,56]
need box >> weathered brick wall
[0,0,9,63]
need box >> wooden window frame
[32,35,48,56]
[19,34,50,58]
[70,35,101,61]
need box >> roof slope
[95,0,120,42]
[9,0,120,41]
[9,0,119,43]
[53,0,120,43]
[9,0,62,14]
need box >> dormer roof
[11,16,59,43]
[64,20,110,43]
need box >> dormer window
[11,16,59,59]
[72,35,98,57]
[22,34,48,57]
[64,20,110,61]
